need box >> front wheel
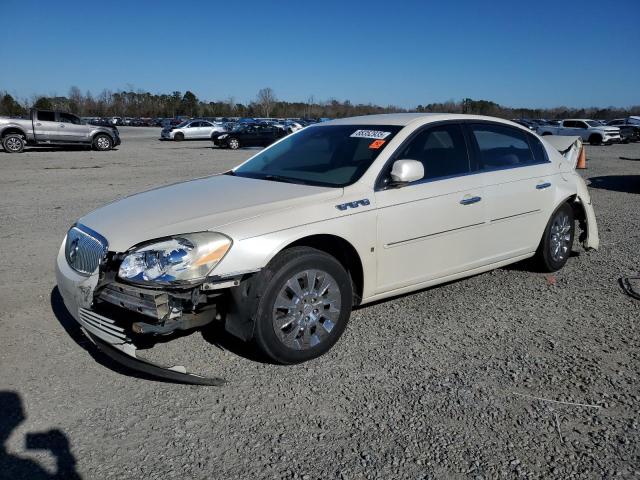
[250,247,353,364]
[228,138,240,150]
[93,134,113,151]
[532,203,575,272]
[2,134,25,153]
[589,134,602,146]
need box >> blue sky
[1,0,638,108]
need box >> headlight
[118,232,232,286]
[218,134,228,139]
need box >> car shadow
[588,175,640,194]
[0,391,82,479]
[200,323,272,364]
[17,147,119,153]
[49,287,191,383]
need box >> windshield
[586,121,601,127]
[232,124,402,187]
[175,120,190,128]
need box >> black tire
[589,134,602,146]
[228,137,240,150]
[93,134,113,151]
[2,134,25,153]
[248,247,353,364]
[174,132,184,141]
[532,203,575,272]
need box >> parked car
[214,123,287,149]
[55,113,599,379]
[536,119,621,145]
[607,118,640,142]
[0,109,120,153]
[160,119,226,141]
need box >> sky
[1,0,638,109]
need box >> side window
[527,134,549,164]
[563,121,575,128]
[37,111,56,122]
[188,121,200,128]
[470,123,535,169]
[58,113,81,124]
[576,121,588,129]
[395,124,469,181]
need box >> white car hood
[79,174,343,252]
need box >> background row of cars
[513,116,640,144]
[159,117,315,149]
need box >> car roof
[319,113,524,128]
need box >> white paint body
[56,113,599,322]
[537,119,620,143]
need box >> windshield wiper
[262,174,301,184]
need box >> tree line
[1,86,638,121]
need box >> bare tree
[256,87,276,117]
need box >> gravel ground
[0,127,639,479]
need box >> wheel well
[1,128,26,139]
[284,234,364,305]
[567,194,588,244]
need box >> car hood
[79,174,343,252]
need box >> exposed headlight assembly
[118,232,232,286]
[218,134,229,139]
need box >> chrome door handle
[59,124,65,128]
[35,122,42,126]
[460,196,482,205]
[536,182,551,190]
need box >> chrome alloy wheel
[96,136,111,150]
[549,211,571,262]
[228,138,239,149]
[272,269,341,350]
[5,136,22,152]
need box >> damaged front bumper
[55,241,226,385]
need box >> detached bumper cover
[55,241,224,385]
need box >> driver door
[374,123,489,293]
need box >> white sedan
[160,119,226,141]
[56,113,598,379]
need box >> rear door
[466,122,557,261]
[56,112,90,143]
[33,110,57,141]
[374,122,490,293]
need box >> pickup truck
[536,119,620,145]
[0,109,121,153]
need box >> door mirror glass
[390,159,424,185]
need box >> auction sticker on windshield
[350,129,391,139]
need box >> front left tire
[247,247,353,364]
[2,134,25,153]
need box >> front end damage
[55,234,254,385]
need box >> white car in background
[56,113,599,381]
[161,119,226,141]
[537,119,621,145]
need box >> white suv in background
[161,119,226,141]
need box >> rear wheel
[2,134,24,153]
[250,247,353,364]
[532,203,575,272]
[93,134,113,151]
[589,134,602,146]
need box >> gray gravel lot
[1,127,639,479]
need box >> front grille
[65,225,108,275]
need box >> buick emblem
[68,238,80,263]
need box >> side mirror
[389,159,424,185]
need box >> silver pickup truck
[0,109,121,153]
